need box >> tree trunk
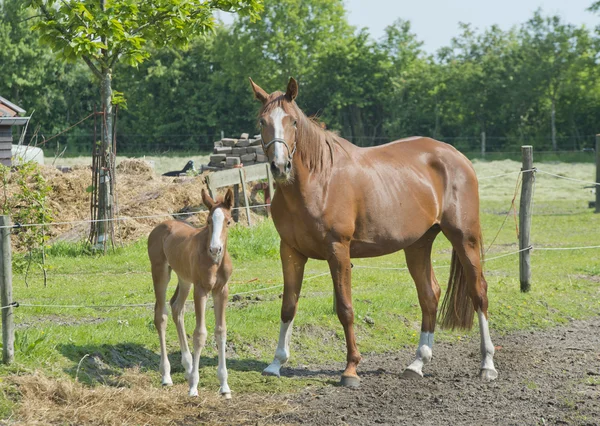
[481,130,486,158]
[94,69,114,248]
[551,97,557,151]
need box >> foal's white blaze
[263,319,294,377]
[209,208,225,261]
[404,331,434,377]
[269,107,289,168]
[478,309,498,380]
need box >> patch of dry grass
[7,370,295,425]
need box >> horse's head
[249,77,299,183]
[201,187,234,263]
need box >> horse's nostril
[270,162,278,173]
[286,161,291,171]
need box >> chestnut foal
[148,188,234,398]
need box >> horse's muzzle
[270,160,291,180]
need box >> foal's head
[249,77,300,183]
[201,188,234,263]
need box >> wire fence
[1,164,599,312]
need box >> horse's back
[148,220,197,263]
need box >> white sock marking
[263,319,294,376]
[478,309,497,374]
[405,331,434,376]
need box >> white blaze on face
[209,208,225,260]
[269,107,288,166]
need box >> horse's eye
[227,220,231,226]
[259,118,266,127]
[293,120,297,127]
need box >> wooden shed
[0,96,30,167]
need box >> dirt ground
[273,316,600,426]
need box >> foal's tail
[438,232,485,330]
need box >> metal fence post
[0,216,14,364]
[519,146,534,292]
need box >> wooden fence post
[232,184,240,223]
[0,216,15,364]
[595,135,600,214]
[519,146,534,292]
[238,169,252,226]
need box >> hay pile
[8,371,293,425]
[5,159,266,249]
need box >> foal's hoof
[479,368,498,382]
[401,368,423,380]
[221,392,232,400]
[340,374,361,388]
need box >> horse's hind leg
[402,227,441,379]
[171,277,193,381]
[152,262,173,386]
[441,222,498,381]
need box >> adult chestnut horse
[148,188,234,398]
[250,77,498,387]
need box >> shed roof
[0,95,26,117]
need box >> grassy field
[1,159,599,422]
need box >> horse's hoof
[402,368,423,379]
[221,392,232,400]
[188,389,199,397]
[262,365,281,378]
[480,368,498,382]
[161,378,173,386]
[340,374,361,388]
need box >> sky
[344,0,598,53]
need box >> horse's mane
[260,92,350,176]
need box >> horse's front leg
[188,286,208,397]
[328,241,361,387]
[212,284,231,398]
[263,241,307,377]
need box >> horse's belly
[349,239,408,258]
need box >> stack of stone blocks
[209,133,267,169]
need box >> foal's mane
[260,92,349,175]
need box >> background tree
[25,0,263,248]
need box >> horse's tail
[438,231,485,330]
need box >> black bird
[162,160,195,177]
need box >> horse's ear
[201,188,215,209]
[249,77,268,104]
[223,187,234,210]
[285,77,298,101]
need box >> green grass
[1,160,600,414]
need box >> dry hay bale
[116,158,154,177]
[6,371,295,425]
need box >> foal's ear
[249,77,268,104]
[285,77,298,101]
[201,188,215,209]
[223,187,234,210]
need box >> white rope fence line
[0,270,332,311]
[0,203,273,230]
[536,169,600,186]
[0,167,594,230]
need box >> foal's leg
[170,277,193,380]
[263,241,307,377]
[152,263,172,386]
[328,241,361,387]
[444,226,498,381]
[213,285,231,398]
[189,285,208,397]
[402,234,441,379]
